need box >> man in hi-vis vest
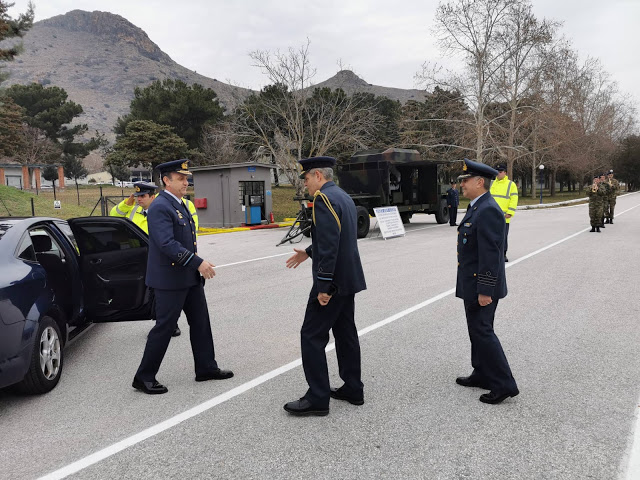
[489,164,518,262]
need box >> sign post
[373,206,406,240]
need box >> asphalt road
[1,193,639,480]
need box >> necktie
[143,211,147,217]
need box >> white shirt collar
[163,189,183,205]
[469,191,487,208]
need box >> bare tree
[418,0,523,162]
[13,125,61,178]
[226,41,383,194]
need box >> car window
[16,234,37,262]
[72,223,142,254]
[55,221,79,254]
[30,228,65,260]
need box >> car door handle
[90,258,102,265]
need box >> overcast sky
[8,0,640,111]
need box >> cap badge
[181,161,188,170]
[135,186,141,192]
[463,163,468,172]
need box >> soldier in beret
[597,173,610,228]
[455,159,518,404]
[586,175,605,232]
[132,159,233,394]
[284,156,367,416]
[605,169,620,224]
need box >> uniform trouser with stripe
[464,299,517,393]
[301,293,363,408]
[136,281,218,382]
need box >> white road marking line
[216,223,443,268]
[624,402,640,480]
[40,202,640,480]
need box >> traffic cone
[269,212,275,223]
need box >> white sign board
[373,206,406,240]
[53,200,61,210]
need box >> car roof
[0,217,67,254]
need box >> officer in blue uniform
[446,180,460,226]
[132,159,233,394]
[284,156,367,416]
[455,159,518,404]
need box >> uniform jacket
[446,188,459,207]
[146,191,202,290]
[304,181,366,296]
[456,192,507,301]
[490,176,518,224]
[110,197,199,235]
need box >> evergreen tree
[0,1,34,82]
[114,79,225,149]
[107,120,191,186]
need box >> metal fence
[0,184,192,218]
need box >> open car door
[67,217,153,322]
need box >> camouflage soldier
[586,176,604,232]
[605,169,620,223]
[598,173,610,228]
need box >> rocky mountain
[2,10,429,152]
[2,10,252,141]
[313,69,429,104]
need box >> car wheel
[16,316,64,394]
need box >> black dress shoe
[172,326,181,337]
[504,256,509,262]
[610,219,614,224]
[283,398,329,416]
[479,388,519,404]
[195,368,234,382]
[330,387,364,405]
[132,378,168,395]
[456,376,490,389]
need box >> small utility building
[190,163,274,228]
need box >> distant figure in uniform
[586,175,605,232]
[132,159,233,394]
[605,169,620,224]
[284,156,367,416]
[446,180,460,226]
[455,159,518,404]
[598,173,610,228]
[490,164,518,262]
[109,181,182,338]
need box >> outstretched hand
[286,248,309,269]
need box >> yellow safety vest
[490,176,518,224]
[109,197,199,234]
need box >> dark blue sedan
[0,216,153,394]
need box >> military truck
[277,148,454,245]
[337,148,453,237]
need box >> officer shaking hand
[283,156,367,417]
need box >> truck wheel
[434,199,450,224]
[356,206,370,238]
[16,316,63,394]
[400,212,412,224]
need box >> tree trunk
[550,170,556,196]
[75,179,80,205]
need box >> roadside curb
[198,220,294,236]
